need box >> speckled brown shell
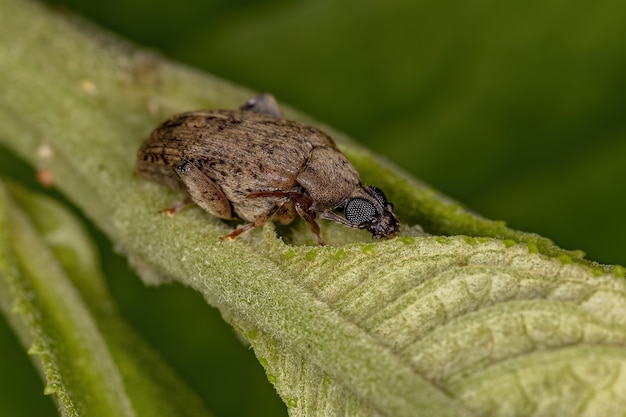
[135,110,361,223]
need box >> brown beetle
[135,94,400,245]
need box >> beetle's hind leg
[159,196,192,217]
[173,161,233,219]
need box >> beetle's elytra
[135,94,400,245]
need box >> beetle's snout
[368,210,401,239]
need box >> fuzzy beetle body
[135,94,400,245]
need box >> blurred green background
[1,0,625,416]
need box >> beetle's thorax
[296,145,361,210]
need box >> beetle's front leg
[293,200,325,246]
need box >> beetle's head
[342,186,400,239]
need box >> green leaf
[1,0,626,416]
[0,182,216,416]
[0,184,133,417]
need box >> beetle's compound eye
[369,186,388,207]
[345,198,378,226]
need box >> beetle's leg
[159,196,192,217]
[240,94,282,119]
[294,201,325,246]
[247,191,325,245]
[276,200,297,225]
[174,161,233,219]
[319,210,359,228]
[220,204,281,242]
[246,190,292,199]
[219,221,256,242]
